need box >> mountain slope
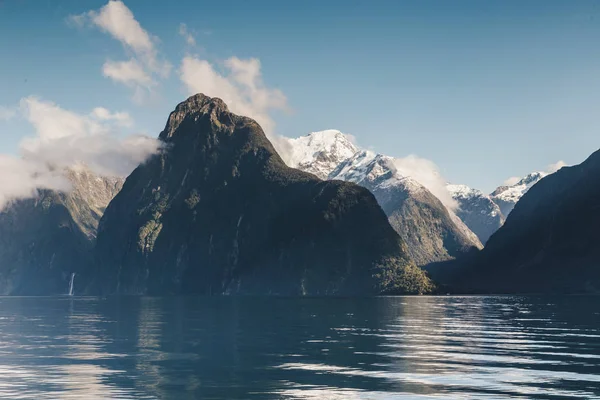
[447,184,505,244]
[437,150,600,293]
[92,94,432,296]
[0,167,123,295]
[330,151,482,265]
[288,131,482,266]
[491,172,546,217]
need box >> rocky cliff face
[0,167,123,295]
[434,150,600,294]
[447,184,505,244]
[287,131,482,266]
[92,94,432,296]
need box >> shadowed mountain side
[427,150,600,294]
[91,94,433,296]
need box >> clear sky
[1,0,600,192]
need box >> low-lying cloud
[391,155,458,211]
[0,97,161,210]
[0,155,72,210]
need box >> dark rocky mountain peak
[92,94,433,296]
[159,93,231,141]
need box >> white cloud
[179,55,291,158]
[392,155,458,210]
[19,97,160,176]
[90,107,133,127]
[88,0,154,55]
[178,23,196,46]
[69,0,170,100]
[546,160,567,174]
[0,97,161,209]
[0,155,72,210]
[102,59,153,86]
[503,176,521,186]
[0,106,17,121]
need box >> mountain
[91,94,433,296]
[447,184,505,244]
[491,172,546,217]
[286,130,358,179]
[433,150,600,294]
[287,131,482,266]
[330,151,482,265]
[0,166,123,295]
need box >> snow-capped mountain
[286,130,358,179]
[491,172,547,218]
[447,184,505,244]
[287,131,483,266]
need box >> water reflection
[0,296,598,399]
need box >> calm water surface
[0,296,598,399]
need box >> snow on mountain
[447,183,505,244]
[330,150,426,195]
[491,172,547,217]
[288,130,482,266]
[286,130,358,179]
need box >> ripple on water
[0,295,598,399]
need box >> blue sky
[1,0,600,192]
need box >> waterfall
[68,273,76,296]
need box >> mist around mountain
[0,166,123,295]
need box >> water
[0,296,598,399]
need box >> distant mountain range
[0,94,594,295]
[447,172,550,244]
[287,130,482,266]
[430,152,600,294]
[286,131,557,248]
[446,184,505,244]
